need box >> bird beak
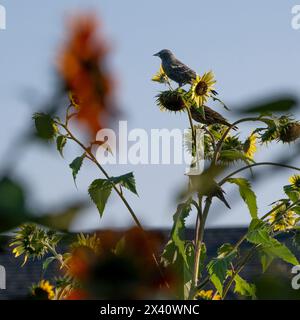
[153,52,159,57]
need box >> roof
[0,227,298,300]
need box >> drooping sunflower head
[151,65,169,84]
[289,174,300,189]
[156,89,186,112]
[31,280,55,300]
[243,133,257,159]
[195,290,221,300]
[190,71,216,106]
[279,122,300,143]
[71,233,101,254]
[223,135,243,151]
[10,224,60,266]
[268,203,297,232]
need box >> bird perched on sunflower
[153,49,196,87]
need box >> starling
[191,105,237,130]
[153,49,196,87]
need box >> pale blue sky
[0,0,300,231]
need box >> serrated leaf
[56,135,67,157]
[170,201,192,266]
[88,179,113,217]
[228,178,258,218]
[207,251,236,296]
[69,154,85,184]
[33,113,57,140]
[110,172,138,195]
[266,239,299,266]
[247,219,299,266]
[233,274,256,299]
[284,185,300,203]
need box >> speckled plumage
[153,49,196,86]
[191,105,237,130]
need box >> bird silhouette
[153,49,196,87]
[190,105,237,130]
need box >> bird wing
[170,60,196,79]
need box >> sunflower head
[289,175,300,189]
[71,233,101,254]
[156,89,186,112]
[31,280,55,300]
[243,133,257,159]
[151,65,169,84]
[195,290,221,300]
[190,71,216,106]
[268,203,297,232]
[68,91,81,110]
[10,224,60,266]
[279,122,300,143]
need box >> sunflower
[10,224,60,266]
[243,133,257,159]
[195,290,221,300]
[190,71,216,106]
[68,91,81,110]
[151,65,169,84]
[279,122,300,143]
[268,203,297,232]
[156,89,186,112]
[31,280,55,300]
[71,233,101,254]
[289,175,300,189]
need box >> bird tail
[216,189,231,209]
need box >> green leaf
[247,219,272,245]
[265,239,299,266]
[247,219,299,266]
[56,135,67,157]
[35,202,84,231]
[110,172,138,196]
[170,201,192,266]
[33,113,57,140]
[88,179,113,217]
[0,177,30,232]
[260,251,274,272]
[233,274,256,299]
[284,185,300,203]
[207,251,236,296]
[220,150,254,164]
[217,243,235,258]
[240,96,297,114]
[69,154,85,184]
[227,178,258,218]
[42,256,56,270]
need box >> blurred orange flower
[66,228,176,299]
[57,13,115,136]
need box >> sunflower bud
[156,90,186,112]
